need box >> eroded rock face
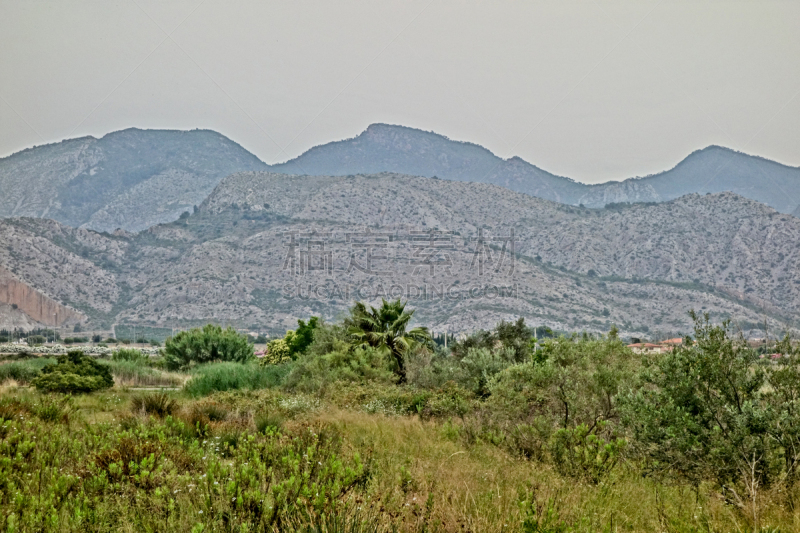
[0,268,83,327]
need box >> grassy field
[0,375,797,532]
[2,313,800,532]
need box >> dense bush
[163,324,253,370]
[621,312,800,507]
[450,318,533,362]
[261,338,292,365]
[31,350,114,393]
[284,344,396,393]
[262,317,321,366]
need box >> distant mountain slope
[4,124,800,234]
[0,129,267,232]
[273,124,800,213]
[272,123,587,204]
[577,146,800,212]
[2,172,799,336]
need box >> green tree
[287,316,319,356]
[163,324,253,370]
[620,311,769,491]
[346,299,431,383]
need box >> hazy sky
[1,0,798,183]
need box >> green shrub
[31,350,114,393]
[283,343,396,393]
[131,392,178,417]
[163,324,253,370]
[459,346,516,397]
[261,338,292,365]
[184,362,291,397]
[549,421,626,483]
[620,312,772,490]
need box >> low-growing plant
[549,421,626,483]
[255,410,285,433]
[31,350,114,393]
[131,392,179,417]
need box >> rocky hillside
[273,124,800,213]
[0,129,267,232]
[4,125,798,235]
[1,172,799,337]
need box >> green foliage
[459,346,516,397]
[262,317,321,366]
[549,421,626,483]
[620,312,775,490]
[261,338,292,365]
[482,335,634,477]
[255,411,285,433]
[31,350,114,393]
[0,405,366,532]
[451,317,532,362]
[289,316,319,355]
[184,362,291,397]
[347,299,431,383]
[163,324,254,370]
[285,343,397,393]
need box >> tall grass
[0,358,56,384]
[184,362,292,396]
[100,359,184,388]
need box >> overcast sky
[1,0,798,183]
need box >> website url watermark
[281,282,518,301]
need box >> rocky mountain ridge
[273,124,800,213]
[1,172,798,337]
[3,125,799,234]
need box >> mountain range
[2,124,800,233]
[0,129,267,233]
[1,171,798,337]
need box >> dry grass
[3,387,799,532]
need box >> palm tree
[347,299,431,383]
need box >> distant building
[627,338,683,354]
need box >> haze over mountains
[1,171,799,337]
[2,124,800,234]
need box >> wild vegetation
[1,301,800,531]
